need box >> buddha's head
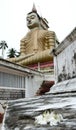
[26,11,41,29]
[26,4,49,30]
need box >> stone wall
[54,28,76,83]
[0,88,25,100]
[57,40,76,82]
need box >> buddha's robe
[7,29,56,66]
[20,28,55,55]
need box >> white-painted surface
[54,28,76,82]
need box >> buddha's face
[26,12,40,29]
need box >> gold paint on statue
[8,5,58,68]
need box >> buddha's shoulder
[38,29,55,37]
[20,32,31,42]
[39,29,55,34]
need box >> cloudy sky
[0,0,76,57]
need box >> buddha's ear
[40,17,49,30]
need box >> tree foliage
[7,48,20,58]
[0,40,8,58]
[0,40,8,49]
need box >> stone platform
[2,78,76,130]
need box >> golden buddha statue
[8,5,58,71]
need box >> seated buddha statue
[8,5,59,69]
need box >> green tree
[0,40,8,58]
[7,48,20,58]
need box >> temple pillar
[25,76,34,98]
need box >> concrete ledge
[50,78,76,94]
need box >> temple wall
[0,59,44,99]
[0,71,25,100]
[54,28,76,83]
[25,75,44,98]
